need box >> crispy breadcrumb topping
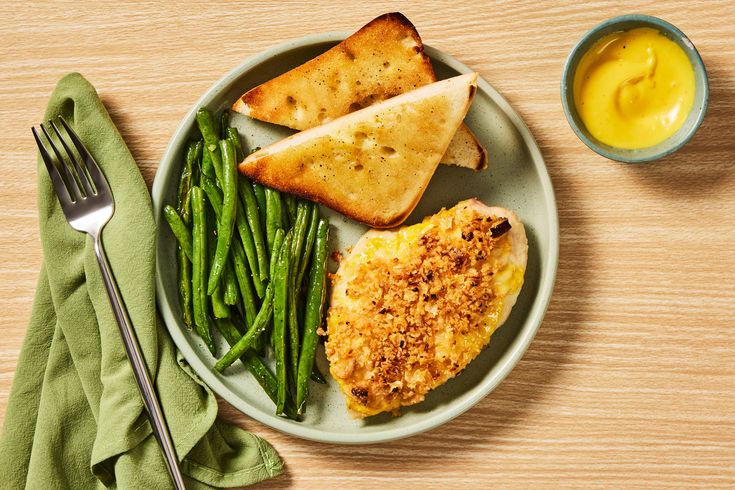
[325,203,514,415]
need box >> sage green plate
[153,32,559,444]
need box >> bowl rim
[152,31,560,444]
[560,14,709,163]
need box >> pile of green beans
[164,107,329,420]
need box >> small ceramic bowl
[561,14,709,163]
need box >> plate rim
[152,31,559,444]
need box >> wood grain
[1,1,734,488]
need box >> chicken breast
[325,199,528,417]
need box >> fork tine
[50,119,95,196]
[32,127,75,206]
[58,116,109,194]
[40,123,83,201]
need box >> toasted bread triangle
[239,73,477,228]
[233,13,487,171]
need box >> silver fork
[32,116,186,490]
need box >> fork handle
[93,233,186,490]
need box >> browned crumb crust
[326,204,512,413]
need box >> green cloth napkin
[0,73,283,489]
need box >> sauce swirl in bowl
[561,15,708,163]
[573,27,695,149]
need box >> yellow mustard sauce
[573,27,695,149]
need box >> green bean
[284,194,297,228]
[281,198,291,229]
[215,315,244,343]
[213,111,221,139]
[253,325,267,356]
[287,288,299,394]
[211,284,229,318]
[213,282,274,372]
[220,111,230,139]
[209,229,230,320]
[223,257,239,305]
[287,203,309,387]
[246,353,298,420]
[196,108,224,183]
[200,173,243,306]
[235,196,265,298]
[174,157,197,323]
[265,188,283,254]
[290,201,309,276]
[226,127,245,161]
[273,231,293,415]
[238,178,269,283]
[207,139,237,295]
[205,142,262,300]
[296,218,329,412]
[269,229,285,285]
[203,199,229,320]
[163,205,193,261]
[230,306,299,418]
[196,108,218,143]
[215,230,283,372]
[231,239,259,327]
[252,181,267,229]
[242,354,279,402]
[310,364,327,384]
[230,310,247,336]
[177,140,202,225]
[175,144,201,331]
[211,146,224,183]
[261,228,284,353]
[200,174,223,217]
[215,316,298,420]
[296,203,320,289]
[191,187,215,354]
[177,245,194,329]
[200,140,215,180]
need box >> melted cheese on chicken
[325,199,528,417]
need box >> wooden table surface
[1,1,734,488]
